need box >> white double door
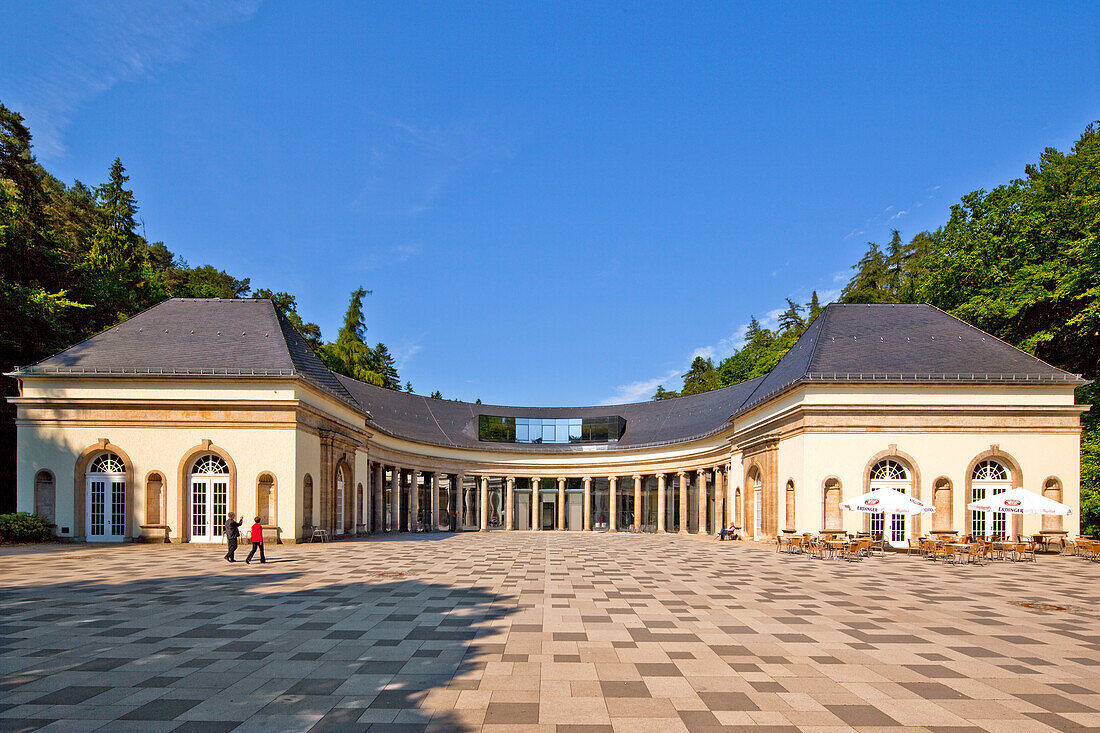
[86,476,126,541]
[190,477,228,542]
[870,482,910,548]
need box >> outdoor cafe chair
[965,543,987,566]
[942,543,964,566]
[1060,537,1077,556]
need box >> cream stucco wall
[16,422,297,541]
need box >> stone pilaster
[608,476,618,533]
[657,474,666,533]
[557,477,566,530]
[505,477,515,531]
[531,477,541,530]
[410,469,420,531]
[697,469,708,534]
[678,471,688,535]
[633,474,642,532]
[582,477,592,531]
[479,476,489,532]
[389,467,400,533]
[430,473,440,531]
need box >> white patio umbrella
[966,487,1073,516]
[840,488,936,515]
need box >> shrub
[0,512,53,542]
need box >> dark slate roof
[336,373,766,451]
[737,303,1083,412]
[12,298,358,408]
[12,299,1083,451]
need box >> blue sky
[4,1,1098,405]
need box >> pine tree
[744,316,762,342]
[405,381,413,393]
[322,288,384,385]
[653,385,680,400]
[807,291,822,322]
[778,298,805,332]
[373,343,400,390]
[430,390,442,399]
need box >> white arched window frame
[751,472,763,538]
[869,459,912,546]
[87,452,126,541]
[189,454,230,542]
[971,459,1010,538]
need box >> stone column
[389,467,400,533]
[678,472,688,535]
[373,462,383,533]
[633,474,643,532]
[430,472,440,531]
[479,476,489,532]
[608,476,618,532]
[657,474,667,533]
[410,469,420,531]
[582,477,592,531]
[531,477,541,530]
[697,469,708,535]
[729,462,737,527]
[557,477,566,531]
[505,477,515,531]
[454,474,465,531]
[714,467,724,534]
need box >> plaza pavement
[1,533,1099,733]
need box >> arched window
[972,460,1009,482]
[257,473,275,526]
[870,459,909,481]
[971,459,1010,538]
[90,453,126,475]
[145,473,164,526]
[303,474,314,527]
[192,454,230,476]
[86,452,126,541]
[869,458,913,546]
[188,454,230,543]
[34,470,55,525]
[784,480,796,532]
[734,487,742,528]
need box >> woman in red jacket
[245,517,267,564]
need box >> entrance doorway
[86,453,126,542]
[190,454,230,543]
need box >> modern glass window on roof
[478,415,625,444]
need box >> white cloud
[392,339,423,371]
[8,0,260,160]
[351,116,513,217]
[599,369,681,405]
[600,289,844,405]
[360,243,422,270]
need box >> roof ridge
[263,299,297,375]
[802,304,832,374]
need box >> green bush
[0,512,53,542]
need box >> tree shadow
[0,565,519,732]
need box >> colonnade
[361,461,734,535]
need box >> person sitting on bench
[718,521,739,540]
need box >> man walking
[224,512,243,562]
[245,516,266,564]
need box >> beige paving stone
[537,697,610,724]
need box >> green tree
[404,381,413,393]
[807,291,823,323]
[430,390,442,399]
[322,288,384,386]
[373,343,400,390]
[681,357,719,396]
[841,242,893,303]
[778,298,805,332]
[253,289,323,351]
[166,263,250,299]
[653,384,680,400]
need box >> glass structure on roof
[478,415,625,444]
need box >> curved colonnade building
[8,298,1087,547]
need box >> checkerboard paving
[1,533,1099,732]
